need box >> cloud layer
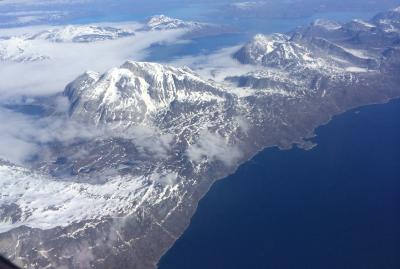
[0,23,187,100]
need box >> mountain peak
[64,61,226,126]
[233,33,314,68]
[145,15,205,31]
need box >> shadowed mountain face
[0,7,400,269]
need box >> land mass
[1,7,400,269]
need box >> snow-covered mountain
[233,33,321,69]
[0,16,227,63]
[233,30,379,73]
[65,61,228,126]
[229,10,400,95]
[143,15,208,31]
[29,25,135,43]
[140,15,230,38]
[0,24,136,63]
[0,59,247,269]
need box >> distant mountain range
[0,15,229,63]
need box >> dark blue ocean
[158,99,400,269]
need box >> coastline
[156,95,400,268]
[158,96,400,269]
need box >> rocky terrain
[0,7,400,269]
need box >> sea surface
[158,99,400,269]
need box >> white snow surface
[66,61,226,126]
[0,162,160,233]
[29,24,136,43]
[146,15,206,31]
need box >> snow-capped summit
[233,33,317,69]
[29,25,135,43]
[64,61,227,126]
[144,15,206,31]
[233,34,287,64]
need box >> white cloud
[0,21,249,166]
[0,103,103,164]
[0,23,187,100]
[187,129,242,166]
[119,125,175,159]
[0,19,186,163]
[0,100,176,164]
[150,170,178,186]
[167,45,260,83]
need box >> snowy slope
[0,161,149,233]
[65,61,227,126]
[30,25,135,43]
[144,15,208,31]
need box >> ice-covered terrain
[0,24,137,63]
[29,25,136,43]
[140,15,230,39]
[143,15,207,31]
[0,7,400,269]
[0,15,214,64]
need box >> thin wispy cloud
[167,45,260,82]
[187,129,242,166]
